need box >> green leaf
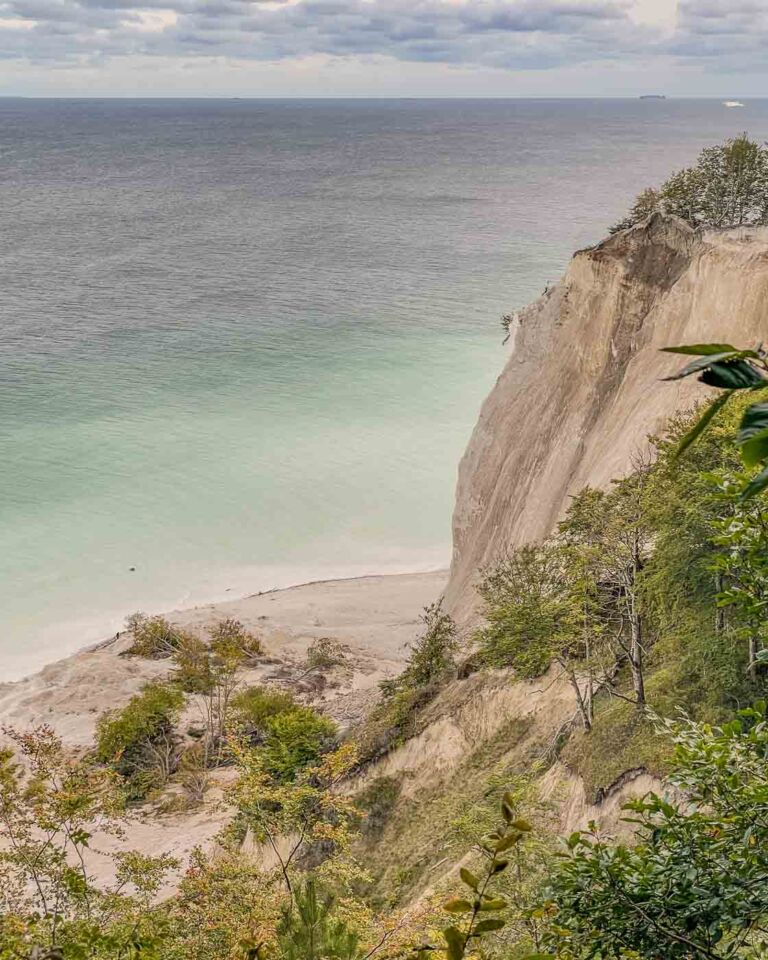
[443,925,464,960]
[741,464,768,501]
[738,403,768,466]
[492,859,509,873]
[699,360,766,390]
[459,868,479,891]
[674,391,733,457]
[495,832,522,852]
[479,898,508,911]
[662,351,743,381]
[473,918,506,934]
[443,898,473,914]
[662,343,739,356]
[501,801,514,822]
[510,818,533,832]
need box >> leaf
[492,859,509,873]
[443,898,473,914]
[473,918,506,934]
[740,463,768,501]
[459,867,479,891]
[510,818,533,832]
[479,898,509,911]
[495,832,522,852]
[662,351,744,380]
[699,360,766,390]
[662,343,739,356]
[442,925,464,960]
[674,391,734,458]
[501,801,514,823]
[738,402,768,466]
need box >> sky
[0,0,767,98]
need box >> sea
[3,97,767,680]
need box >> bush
[305,637,348,673]
[261,707,337,782]
[380,601,458,698]
[229,685,297,741]
[124,612,189,659]
[95,681,185,800]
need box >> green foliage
[305,638,349,674]
[0,726,176,960]
[614,134,768,231]
[261,706,338,783]
[276,878,361,960]
[475,544,586,679]
[358,602,459,763]
[94,681,185,800]
[410,796,538,960]
[662,343,768,497]
[230,685,298,741]
[381,601,459,697]
[546,707,768,960]
[124,612,189,659]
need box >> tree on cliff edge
[614,134,768,232]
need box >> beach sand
[0,569,447,888]
[0,569,448,746]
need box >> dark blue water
[3,98,767,678]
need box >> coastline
[3,550,451,684]
[0,568,448,747]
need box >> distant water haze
[3,98,768,680]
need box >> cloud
[0,0,661,66]
[0,0,767,78]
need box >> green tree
[0,726,175,960]
[545,706,768,960]
[614,135,768,231]
[276,878,361,960]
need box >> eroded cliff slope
[446,214,768,621]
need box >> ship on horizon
[640,94,666,100]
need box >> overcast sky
[1,0,767,98]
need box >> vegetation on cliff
[613,134,768,232]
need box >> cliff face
[446,214,768,621]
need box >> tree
[560,471,654,708]
[0,726,175,960]
[545,705,768,960]
[613,135,768,231]
[476,542,607,730]
[276,878,361,960]
[380,601,458,698]
[708,471,768,677]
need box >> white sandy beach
[0,569,448,747]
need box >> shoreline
[2,551,451,684]
[0,568,449,746]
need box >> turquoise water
[3,98,768,679]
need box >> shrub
[209,617,263,663]
[305,637,348,673]
[380,601,458,698]
[229,685,297,742]
[95,681,185,800]
[123,612,189,659]
[261,707,337,782]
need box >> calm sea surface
[3,98,768,679]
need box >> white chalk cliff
[446,214,768,620]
